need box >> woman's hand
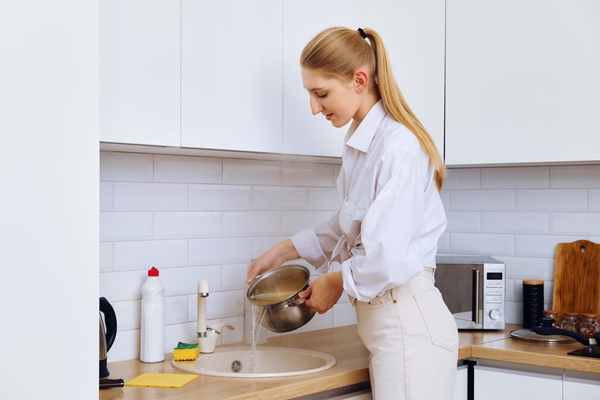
[246,239,300,283]
[299,271,344,314]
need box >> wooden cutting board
[552,239,600,322]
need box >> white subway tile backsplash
[223,211,281,237]
[482,167,549,189]
[497,256,553,281]
[282,211,333,235]
[450,233,514,255]
[550,165,600,188]
[100,182,113,211]
[114,182,188,211]
[515,234,582,258]
[481,212,549,234]
[550,212,600,235]
[590,190,600,211]
[114,240,188,271]
[308,187,340,210]
[450,190,515,211]
[223,159,281,185]
[189,237,252,265]
[252,236,289,259]
[516,189,587,211]
[100,242,113,272]
[100,152,153,182]
[154,211,221,239]
[165,296,189,325]
[252,186,307,210]
[282,162,334,187]
[444,168,481,189]
[112,300,141,331]
[445,211,480,232]
[159,265,222,296]
[100,212,153,242]
[189,184,252,211]
[222,263,250,291]
[99,152,600,360]
[154,154,222,183]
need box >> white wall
[0,1,99,399]
[100,152,600,361]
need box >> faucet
[197,278,234,353]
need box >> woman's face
[301,68,363,128]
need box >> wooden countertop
[100,324,599,399]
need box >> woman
[246,27,458,400]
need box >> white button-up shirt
[291,101,447,302]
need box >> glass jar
[579,313,598,337]
[543,310,559,328]
[561,312,579,332]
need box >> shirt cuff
[290,229,330,273]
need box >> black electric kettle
[100,297,117,378]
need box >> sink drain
[231,360,242,373]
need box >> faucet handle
[207,323,235,334]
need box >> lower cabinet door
[453,365,468,400]
[563,370,600,400]
[474,364,562,400]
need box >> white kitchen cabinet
[366,0,446,160]
[563,370,600,399]
[453,364,468,400]
[100,0,181,146]
[282,0,445,158]
[181,0,283,153]
[474,362,562,400]
[282,0,363,157]
[445,0,600,166]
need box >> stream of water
[248,305,267,373]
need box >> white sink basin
[171,346,336,378]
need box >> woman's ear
[353,69,369,93]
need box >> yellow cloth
[125,372,198,388]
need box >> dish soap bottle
[140,266,165,362]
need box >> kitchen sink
[171,346,336,378]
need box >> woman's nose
[309,97,322,115]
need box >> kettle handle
[100,297,117,351]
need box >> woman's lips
[325,113,333,121]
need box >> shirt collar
[344,100,387,153]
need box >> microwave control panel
[482,263,505,329]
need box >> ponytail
[301,27,447,191]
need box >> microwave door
[435,265,482,329]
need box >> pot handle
[284,297,306,308]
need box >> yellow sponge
[173,342,199,361]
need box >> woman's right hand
[246,239,300,283]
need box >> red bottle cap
[148,266,159,276]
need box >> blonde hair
[301,27,447,190]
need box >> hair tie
[357,28,367,39]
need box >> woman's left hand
[299,271,344,314]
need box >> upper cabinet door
[446,0,600,166]
[181,0,283,153]
[366,0,446,160]
[282,0,364,157]
[100,0,181,146]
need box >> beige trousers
[353,268,459,400]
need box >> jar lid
[543,309,558,314]
[582,313,598,319]
[564,311,579,316]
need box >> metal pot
[246,265,315,333]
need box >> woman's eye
[317,93,327,99]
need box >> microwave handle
[472,269,480,325]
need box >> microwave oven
[435,255,505,330]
